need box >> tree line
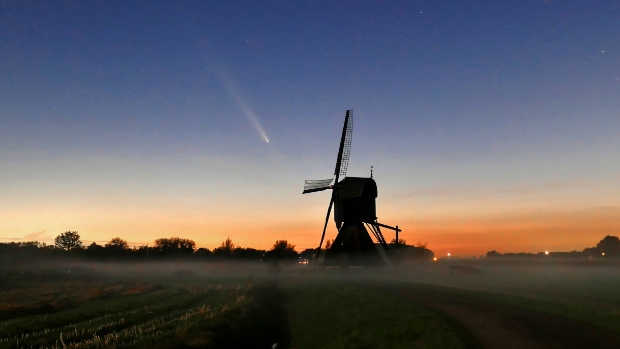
[1,231,435,262]
[486,235,620,259]
[1,231,300,261]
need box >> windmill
[303,110,401,267]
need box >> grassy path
[372,282,620,349]
[286,283,480,349]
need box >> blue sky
[1,0,619,254]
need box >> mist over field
[4,249,620,308]
[3,235,620,349]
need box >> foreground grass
[394,282,620,334]
[1,277,482,349]
[286,283,480,349]
[7,263,619,349]
[0,279,289,349]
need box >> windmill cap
[333,177,377,198]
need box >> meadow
[2,259,620,348]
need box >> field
[2,260,620,349]
[0,265,291,349]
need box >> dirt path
[388,287,620,349]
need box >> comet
[216,71,270,144]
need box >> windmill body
[303,110,401,267]
[333,177,377,227]
[328,177,384,266]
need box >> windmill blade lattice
[302,179,333,194]
[338,111,353,178]
[333,110,353,183]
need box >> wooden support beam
[374,221,401,232]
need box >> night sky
[1,0,619,256]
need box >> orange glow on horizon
[2,198,619,257]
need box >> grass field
[2,261,620,348]
[0,268,477,349]
[0,267,292,349]
[389,260,620,333]
[286,283,479,349]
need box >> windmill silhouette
[303,110,401,267]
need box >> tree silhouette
[414,241,428,249]
[272,240,295,251]
[55,231,82,250]
[299,248,315,260]
[324,239,334,250]
[486,250,501,257]
[196,247,212,257]
[597,235,620,257]
[232,247,265,260]
[105,237,128,250]
[154,237,196,254]
[213,237,235,256]
[86,242,105,257]
[268,240,298,259]
[390,238,407,245]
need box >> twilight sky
[1,0,619,256]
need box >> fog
[5,255,619,306]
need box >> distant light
[447,253,451,257]
[545,251,549,255]
[602,252,605,256]
[433,257,437,261]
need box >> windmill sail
[302,179,333,194]
[334,110,353,182]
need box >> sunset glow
[1,1,619,257]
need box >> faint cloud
[593,206,620,213]
[402,187,478,197]
[23,230,54,243]
[399,178,613,198]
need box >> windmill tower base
[323,222,387,267]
